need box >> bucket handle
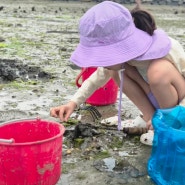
[75,68,86,88]
[0,138,14,143]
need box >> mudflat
[0,1,184,184]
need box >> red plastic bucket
[76,67,118,106]
[0,118,65,185]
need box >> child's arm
[71,67,111,108]
[50,67,111,122]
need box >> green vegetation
[108,136,123,149]
[94,150,111,159]
[74,138,85,148]
[6,80,40,90]
[0,43,7,48]
[63,118,79,127]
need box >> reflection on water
[103,157,116,171]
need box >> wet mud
[0,0,184,185]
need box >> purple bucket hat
[70,1,171,67]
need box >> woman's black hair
[131,8,156,36]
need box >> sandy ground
[0,0,184,184]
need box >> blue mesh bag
[148,105,185,185]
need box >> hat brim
[70,27,153,67]
[134,29,171,61]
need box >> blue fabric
[148,105,185,185]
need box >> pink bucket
[76,67,118,106]
[0,118,65,185]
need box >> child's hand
[50,101,77,122]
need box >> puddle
[103,157,116,172]
[94,157,146,179]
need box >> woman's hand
[50,101,77,122]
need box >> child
[50,1,185,146]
